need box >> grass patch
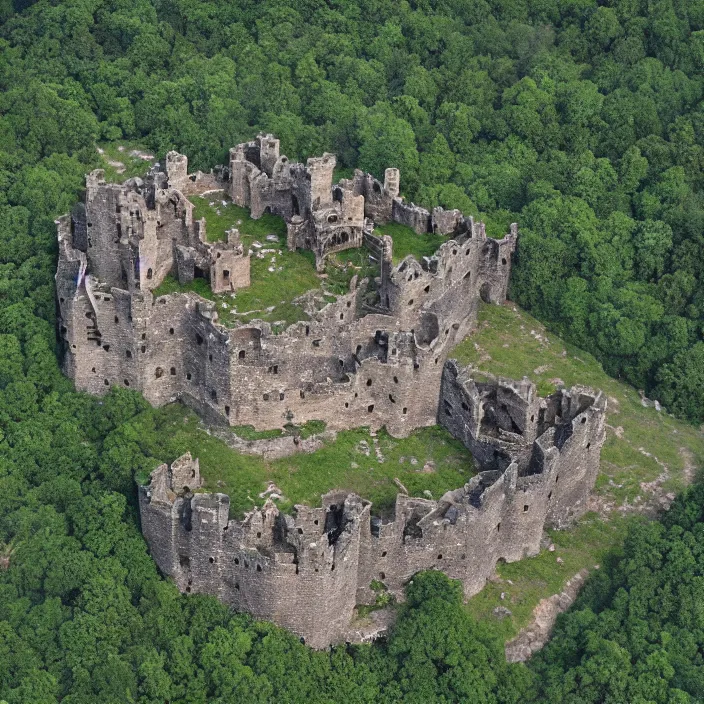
[228,425,286,441]
[128,404,475,519]
[159,194,380,329]
[152,275,214,300]
[230,252,318,328]
[322,245,379,296]
[96,141,157,182]
[191,196,287,245]
[296,419,326,439]
[455,301,704,640]
[374,221,447,264]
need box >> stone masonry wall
[139,364,606,648]
[57,138,517,438]
[61,133,608,649]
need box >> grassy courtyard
[191,196,287,245]
[156,194,379,330]
[130,403,475,519]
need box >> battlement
[139,361,606,647]
[57,134,609,650]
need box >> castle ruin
[56,134,606,647]
[139,364,606,648]
[56,134,516,437]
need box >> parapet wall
[56,137,517,438]
[139,363,606,648]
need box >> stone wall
[63,133,608,649]
[138,364,606,648]
[57,138,517,438]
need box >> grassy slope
[130,404,475,519]
[454,302,704,640]
[374,221,447,263]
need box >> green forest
[1,0,704,701]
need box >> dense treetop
[531,485,704,703]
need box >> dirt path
[589,419,699,519]
[680,447,697,484]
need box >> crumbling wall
[59,165,516,438]
[229,144,254,207]
[378,219,516,348]
[439,363,541,470]
[355,463,547,604]
[209,230,250,294]
[438,361,607,529]
[139,365,606,647]
[58,161,250,397]
[139,454,371,648]
[351,169,399,224]
[432,207,462,235]
[477,223,517,304]
[66,135,607,650]
[391,199,431,234]
[182,295,443,438]
[137,188,193,291]
[538,387,606,528]
[165,150,228,197]
[56,257,151,397]
[165,151,189,192]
